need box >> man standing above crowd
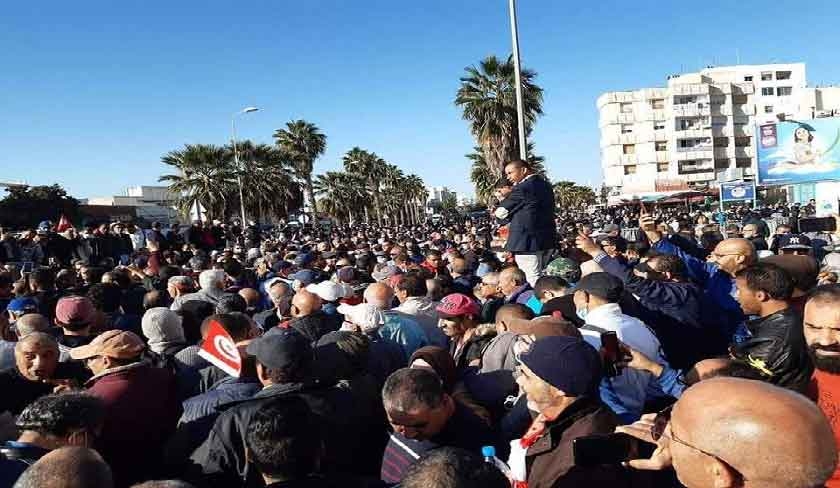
[493,160,556,287]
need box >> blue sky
[1,0,839,199]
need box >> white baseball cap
[306,281,344,303]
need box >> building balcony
[720,104,756,116]
[619,154,639,165]
[672,104,711,117]
[733,125,752,137]
[655,151,669,163]
[600,112,636,125]
[675,149,714,161]
[714,147,735,159]
[671,83,711,96]
[618,133,637,144]
[675,128,712,139]
[735,147,755,158]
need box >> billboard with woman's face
[757,119,840,185]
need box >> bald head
[238,288,260,307]
[671,378,836,488]
[710,238,757,276]
[494,303,534,333]
[15,313,50,337]
[13,446,113,488]
[449,257,468,276]
[291,290,322,318]
[364,282,394,310]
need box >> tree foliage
[0,185,80,229]
[553,180,596,209]
[455,55,544,181]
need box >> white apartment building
[596,63,837,200]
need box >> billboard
[757,119,840,185]
[720,181,755,201]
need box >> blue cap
[289,269,318,286]
[7,297,38,314]
[481,446,496,457]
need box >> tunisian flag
[198,319,242,377]
[56,215,73,232]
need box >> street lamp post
[231,107,259,225]
[508,0,528,161]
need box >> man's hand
[617,343,664,377]
[575,232,602,257]
[615,414,673,471]
[639,215,662,244]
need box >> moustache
[810,344,840,354]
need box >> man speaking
[493,159,556,286]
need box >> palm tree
[467,141,546,204]
[342,147,387,224]
[455,55,543,180]
[403,174,427,225]
[273,120,326,216]
[314,171,367,225]
[159,144,234,221]
[229,141,300,221]
[553,180,596,209]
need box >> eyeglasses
[709,252,742,259]
[651,406,746,480]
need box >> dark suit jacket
[499,175,556,252]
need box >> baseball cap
[246,328,312,370]
[371,264,400,282]
[7,297,38,314]
[576,272,624,302]
[306,281,344,303]
[69,330,145,360]
[294,253,314,267]
[436,293,480,318]
[778,234,812,250]
[519,336,602,396]
[544,258,582,283]
[336,266,356,283]
[55,296,95,327]
[289,269,319,286]
[337,303,385,332]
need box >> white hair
[198,269,225,290]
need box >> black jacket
[289,311,341,343]
[187,381,382,488]
[498,175,556,253]
[732,308,813,393]
[596,254,729,368]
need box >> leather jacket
[732,308,813,393]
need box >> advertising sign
[720,181,755,201]
[757,119,840,185]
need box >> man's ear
[708,456,741,488]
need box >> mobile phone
[601,331,621,377]
[798,217,837,233]
[573,433,655,467]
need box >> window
[674,95,696,105]
[777,86,792,96]
[655,141,667,151]
[712,116,727,126]
[734,116,749,125]
[620,124,633,134]
[761,72,773,81]
[764,105,774,114]
[744,75,753,82]
[776,71,792,80]
[732,94,748,104]
[654,121,666,130]
[620,102,633,113]
[650,99,665,109]
[735,137,751,147]
[715,159,730,169]
[624,165,637,175]
[657,162,669,172]
[714,137,729,147]
[761,87,775,96]
[679,119,697,130]
[623,144,635,154]
[736,158,752,168]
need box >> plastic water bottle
[482,445,513,480]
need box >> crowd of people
[0,159,840,487]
